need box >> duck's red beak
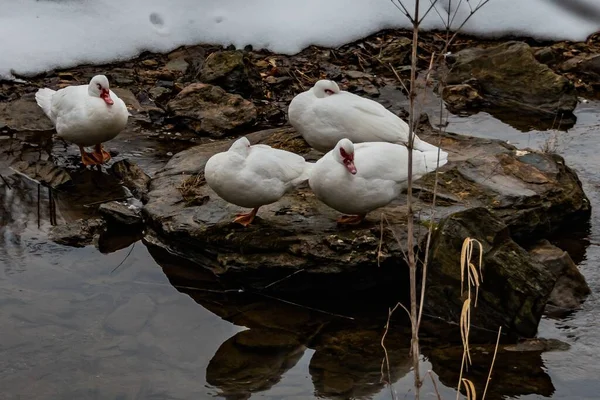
[100,89,114,105]
[344,159,357,175]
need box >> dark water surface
[0,101,599,399]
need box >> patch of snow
[1,0,599,79]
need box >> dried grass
[177,173,208,206]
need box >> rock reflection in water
[426,341,558,400]
[150,245,416,399]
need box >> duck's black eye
[96,83,102,90]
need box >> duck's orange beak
[100,89,114,105]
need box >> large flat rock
[142,126,591,337]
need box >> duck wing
[313,92,410,144]
[246,146,310,186]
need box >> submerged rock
[442,83,484,114]
[444,41,578,124]
[200,50,263,98]
[166,83,257,137]
[142,126,590,338]
[10,160,72,188]
[48,218,106,247]
[529,239,591,316]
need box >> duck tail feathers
[413,137,441,152]
[35,88,56,121]
[422,149,449,172]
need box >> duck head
[312,79,340,98]
[229,136,252,156]
[88,75,114,105]
[334,138,357,175]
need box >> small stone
[442,83,485,114]
[199,50,263,97]
[534,47,557,65]
[344,70,374,79]
[149,86,171,101]
[165,57,189,73]
[98,201,143,226]
[141,59,159,67]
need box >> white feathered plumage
[204,136,313,226]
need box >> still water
[0,101,599,399]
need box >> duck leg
[78,145,102,166]
[233,207,259,226]
[92,143,112,163]
[336,214,366,225]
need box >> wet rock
[109,159,150,200]
[445,41,578,122]
[0,93,54,131]
[425,207,556,339]
[199,50,263,97]
[48,218,106,247]
[104,294,155,334]
[98,200,143,226]
[142,126,590,338]
[529,239,591,316]
[166,83,257,137]
[10,160,72,188]
[442,83,485,114]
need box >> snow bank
[1,0,598,79]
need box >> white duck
[204,136,313,226]
[309,138,448,224]
[288,79,439,153]
[35,75,128,166]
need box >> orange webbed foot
[232,207,259,226]
[336,214,366,225]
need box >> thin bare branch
[482,326,502,399]
[390,0,414,21]
[381,303,400,400]
[429,0,447,25]
[428,370,443,400]
[418,0,443,24]
[449,0,465,30]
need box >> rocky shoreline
[1,28,598,340]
